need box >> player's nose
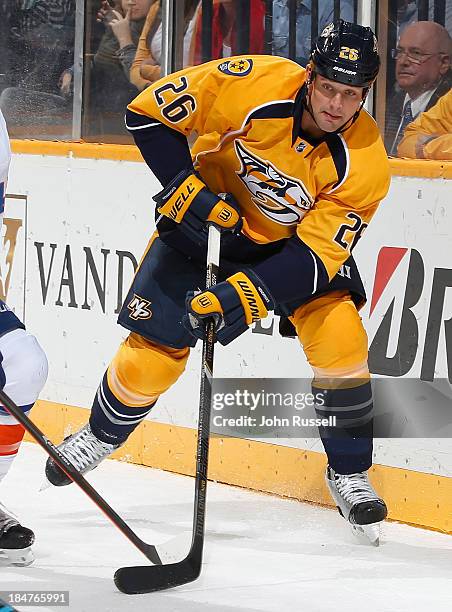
[330,93,343,112]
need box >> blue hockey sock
[313,380,373,474]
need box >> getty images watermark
[211,384,336,435]
[211,378,452,438]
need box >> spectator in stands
[397,1,452,37]
[129,0,161,89]
[190,0,266,65]
[397,88,452,159]
[0,1,17,93]
[0,0,75,136]
[86,0,153,135]
[272,0,354,67]
[93,1,152,93]
[130,0,199,91]
[385,21,452,155]
[10,0,75,90]
[397,0,417,36]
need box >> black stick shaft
[0,388,161,565]
[113,225,222,594]
[190,224,220,558]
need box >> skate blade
[0,546,34,566]
[39,478,52,492]
[351,522,381,546]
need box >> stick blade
[114,556,201,594]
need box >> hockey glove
[154,168,242,246]
[184,271,275,345]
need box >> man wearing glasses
[385,20,451,156]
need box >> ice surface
[1,443,450,612]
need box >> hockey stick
[0,388,162,566]
[0,597,20,612]
[114,223,221,594]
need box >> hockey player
[0,109,48,565]
[45,21,390,543]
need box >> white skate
[45,423,121,487]
[326,466,387,546]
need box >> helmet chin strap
[335,95,367,134]
[304,72,369,136]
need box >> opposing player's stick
[114,223,221,594]
[0,596,20,611]
[0,388,163,566]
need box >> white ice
[1,443,451,612]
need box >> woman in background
[130,0,199,91]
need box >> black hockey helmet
[310,20,380,88]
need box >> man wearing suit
[385,20,451,155]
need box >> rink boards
[7,140,452,533]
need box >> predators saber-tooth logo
[127,294,153,320]
[234,141,313,226]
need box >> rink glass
[0,0,450,159]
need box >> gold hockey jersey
[398,89,452,160]
[128,55,390,280]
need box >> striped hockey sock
[89,372,156,445]
[313,380,373,474]
[0,404,33,482]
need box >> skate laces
[62,425,117,471]
[0,502,18,534]
[333,472,379,505]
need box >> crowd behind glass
[1,0,450,160]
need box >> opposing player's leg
[46,236,201,486]
[0,323,48,565]
[291,290,387,543]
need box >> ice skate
[0,502,35,566]
[326,466,387,546]
[45,423,121,487]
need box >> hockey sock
[89,372,156,445]
[0,404,33,482]
[313,380,373,474]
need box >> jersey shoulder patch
[218,58,253,77]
